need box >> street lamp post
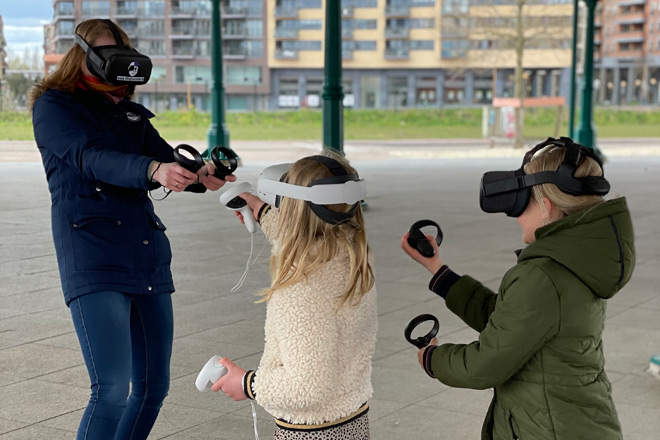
[575,0,599,149]
[322,0,344,155]
[206,0,233,158]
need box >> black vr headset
[479,137,610,217]
[74,19,152,86]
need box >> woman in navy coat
[29,19,233,440]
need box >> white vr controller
[219,181,257,234]
[195,355,228,392]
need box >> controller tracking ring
[407,219,443,258]
[404,314,439,349]
[210,146,239,180]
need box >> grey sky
[1,0,54,56]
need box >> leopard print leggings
[272,413,369,440]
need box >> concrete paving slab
[1,144,659,439]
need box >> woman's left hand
[211,358,247,401]
[198,163,236,191]
[417,337,438,368]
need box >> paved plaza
[1,138,659,439]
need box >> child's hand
[401,232,444,274]
[417,337,438,368]
[211,358,248,401]
[239,192,266,221]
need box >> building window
[175,65,211,84]
[226,66,261,85]
[246,20,263,37]
[299,20,322,30]
[344,19,377,30]
[343,0,378,7]
[360,76,380,108]
[136,40,166,56]
[299,0,322,8]
[415,77,436,106]
[441,40,468,58]
[246,40,263,58]
[81,1,111,17]
[410,19,435,28]
[411,40,434,50]
[137,1,165,16]
[387,77,408,108]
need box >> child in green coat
[402,138,634,440]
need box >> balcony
[274,28,298,39]
[274,6,298,18]
[617,0,645,5]
[222,28,248,39]
[616,15,645,25]
[341,28,353,39]
[224,47,248,59]
[341,7,354,18]
[53,4,75,20]
[385,5,410,17]
[115,7,138,18]
[171,49,195,59]
[384,48,409,59]
[81,8,110,18]
[222,6,249,18]
[385,27,409,39]
[170,28,197,38]
[170,7,196,17]
[275,49,299,59]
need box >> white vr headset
[256,156,367,224]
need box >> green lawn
[2,107,658,141]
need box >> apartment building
[269,0,575,110]
[594,0,660,104]
[45,0,270,111]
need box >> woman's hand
[417,337,438,368]
[152,162,197,192]
[401,232,444,274]
[211,358,248,401]
[198,163,236,191]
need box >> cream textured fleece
[252,208,378,425]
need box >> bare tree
[469,0,570,147]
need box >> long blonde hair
[261,155,374,308]
[29,19,133,110]
[524,144,605,217]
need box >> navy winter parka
[33,88,177,305]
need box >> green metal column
[568,0,579,139]
[206,0,231,157]
[575,0,599,149]
[322,0,344,155]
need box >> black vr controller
[404,314,439,349]
[405,219,443,349]
[172,144,239,193]
[407,219,443,258]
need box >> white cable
[250,400,259,440]
[231,233,254,292]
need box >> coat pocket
[69,214,131,273]
[147,211,172,269]
[508,411,522,440]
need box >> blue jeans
[70,291,173,440]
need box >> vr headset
[74,19,152,85]
[256,156,367,225]
[479,137,610,217]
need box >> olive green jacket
[430,197,635,440]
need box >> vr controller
[407,219,443,258]
[195,355,228,392]
[405,219,443,349]
[404,314,439,349]
[219,182,257,234]
[173,144,239,193]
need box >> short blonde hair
[262,155,374,308]
[524,145,605,217]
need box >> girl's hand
[211,358,247,401]
[152,162,197,192]
[401,232,444,274]
[198,163,237,191]
[239,192,266,221]
[417,337,438,368]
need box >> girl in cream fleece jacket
[213,156,377,440]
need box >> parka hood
[518,197,635,299]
